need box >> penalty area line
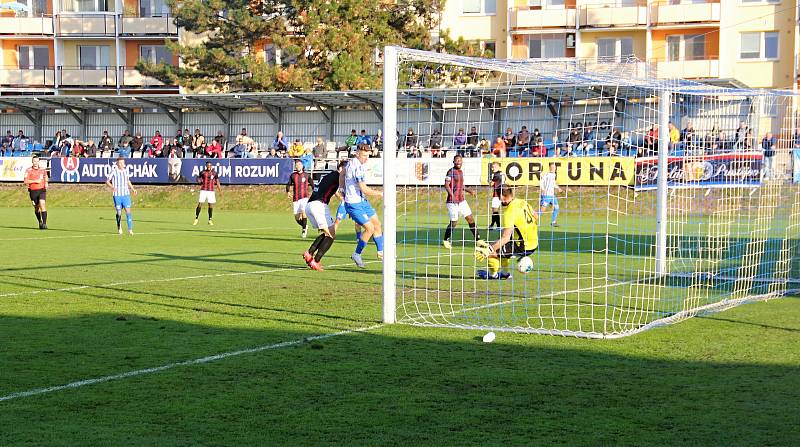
[0,226,279,242]
[0,324,384,403]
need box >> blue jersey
[107,166,131,197]
[344,157,365,204]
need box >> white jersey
[107,166,131,197]
[541,172,557,197]
[344,157,366,204]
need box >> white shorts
[447,201,472,221]
[293,198,309,215]
[491,197,501,209]
[198,190,216,204]
[305,200,334,230]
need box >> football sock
[355,230,362,242]
[34,209,42,224]
[488,257,501,275]
[41,211,47,225]
[208,208,213,219]
[195,205,201,218]
[315,236,335,262]
[301,217,307,229]
[444,222,455,241]
[374,234,384,252]
[355,237,368,255]
[491,212,500,228]
[295,217,304,228]
[126,213,133,230]
[309,233,325,254]
[552,205,559,223]
[468,222,479,239]
[116,213,121,228]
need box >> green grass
[0,185,799,446]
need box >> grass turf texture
[1,185,799,446]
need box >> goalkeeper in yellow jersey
[475,186,539,280]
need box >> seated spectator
[373,130,383,156]
[466,126,479,155]
[356,129,372,147]
[313,137,326,159]
[502,127,516,150]
[71,139,86,158]
[517,126,531,150]
[531,138,546,157]
[289,138,305,157]
[117,130,133,155]
[581,125,596,155]
[429,129,443,157]
[273,131,288,155]
[453,128,467,154]
[175,129,185,148]
[163,138,179,158]
[404,127,418,152]
[205,138,223,158]
[532,128,542,144]
[1,142,9,156]
[345,129,358,151]
[564,127,581,156]
[12,130,28,155]
[192,129,206,158]
[300,146,314,172]
[492,136,506,157]
[477,137,490,156]
[681,121,696,148]
[58,133,74,157]
[265,147,278,158]
[131,132,144,155]
[3,130,13,148]
[606,128,622,156]
[99,130,114,157]
[147,130,164,158]
[230,135,251,158]
[645,125,658,156]
[215,130,225,145]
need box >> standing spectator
[429,129,443,157]
[356,129,372,147]
[300,146,314,172]
[273,130,288,155]
[51,130,63,152]
[117,130,133,158]
[761,132,777,180]
[734,121,748,150]
[205,137,223,158]
[502,127,516,150]
[289,138,305,158]
[743,130,754,151]
[147,130,164,157]
[192,129,206,158]
[492,136,506,158]
[99,130,114,157]
[131,132,144,155]
[313,137,326,159]
[517,126,531,150]
[58,133,74,157]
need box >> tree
[139,0,465,92]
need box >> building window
[740,32,779,60]
[140,45,171,64]
[139,0,169,17]
[78,45,110,69]
[597,38,633,62]
[666,34,706,61]
[528,34,566,59]
[740,0,780,4]
[18,46,49,69]
[528,0,565,7]
[65,0,109,13]
[462,0,496,15]
[18,0,46,16]
[482,41,496,58]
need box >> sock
[41,211,47,225]
[491,212,500,227]
[315,236,335,262]
[309,233,325,254]
[34,209,42,224]
[444,223,455,241]
[295,217,304,228]
[355,237,368,255]
[301,217,307,229]
[195,205,201,219]
[500,258,510,272]
[208,208,213,220]
[552,205,559,224]
[468,221,480,240]
[488,257,501,275]
[126,213,133,230]
[116,213,121,228]
[355,231,362,242]
[374,234,384,252]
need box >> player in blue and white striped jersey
[105,157,137,235]
[539,162,562,227]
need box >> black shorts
[29,189,46,205]
[497,240,536,259]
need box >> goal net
[379,47,800,338]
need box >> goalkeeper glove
[474,243,494,261]
[475,239,490,249]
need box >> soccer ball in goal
[379,46,800,338]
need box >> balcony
[119,15,177,36]
[655,59,719,79]
[650,1,720,26]
[0,67,55,87]
[511,7,576,30]
[58,66,116,87]
[119,67,175,88]
[580,3,647,28]
[55,14,116,36]
[0,16,54,35]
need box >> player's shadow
[137,251,297,270]
[0,225,93,233]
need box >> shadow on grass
[0,310,798,446]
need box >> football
[517,256,533,273]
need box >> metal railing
[0,66,56,87]
[0,15,54,35]
[58,66,117,87]
[118,66,175,88]
[118,14,177,35]
[55,13,116,36]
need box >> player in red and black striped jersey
[194,161,221,226]
[443,154,483,249]
[489,161,504,230]
[286,159,313,237]
[302,160,347,270]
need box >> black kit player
[302,160,347,270]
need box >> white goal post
[382,46,800,338]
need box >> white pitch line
[0,324,384,403]
[0,226,278,242]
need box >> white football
[482,332,496,343]
[517,256,534,273]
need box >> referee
[23,156,48,230]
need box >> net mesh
[387,48,800,338]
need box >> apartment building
[0,0,178,95]
[439,0,799,90]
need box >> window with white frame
[462,0,496,15]
[528,34,566,59]
[68,0,109,13]
[740,31,779,59]
[666,34,706,61]
[18,46,49,69]
[140,45,171,65]
[18,0,46,16]
[528,0,565,7]
[78,45,110,69]
[139,0,170,17]
[597,38,633,62]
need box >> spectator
[646,125,658,156]
[681,121,696,151]
[289,138,305,158]
[761,132,777,179]
[345,129,358,152]
[164,138,181,158]
[175,129,185,148]
[492,136,506,157]
[117,130,133,158]
[205,137,223,158]
[502,127,516,149]
[265,147,278,158]
[373,130,383,156]
[581,125,596,155]
[517,126,530,150]
[12,130,27,154]
[565,127,581,156]
[99,130,114,157]
[214,130,226,152]
[743,130,754,151]
[794,127,800,152]
[606,128,622,156]
[131,132,144,155]
[86,139,98,158]
[58,133,74,157]
[313,137,326,159]
[3,130,13,147]
[466,126,480,156]
[1,142,9,156]
[147,130,164,158]
[192,129,206,158]
[734,121,749,150]
[404,127,418,152]
[453,128,467,155]
[668,122,679,151]
[71,139,86,157]
[478,137,490,156]
[429,129,443,157]
[51,130,63,151]
[231,135,252,158]
[300,146,314,172]
[273,131,288,154]
[532,128,542,143]
[530,138,546,157]
[356,129,372,147]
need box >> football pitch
[1,190,799,446]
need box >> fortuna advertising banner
[635,152,763,191]
[481,156,636,186]
[0,157,33,182]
